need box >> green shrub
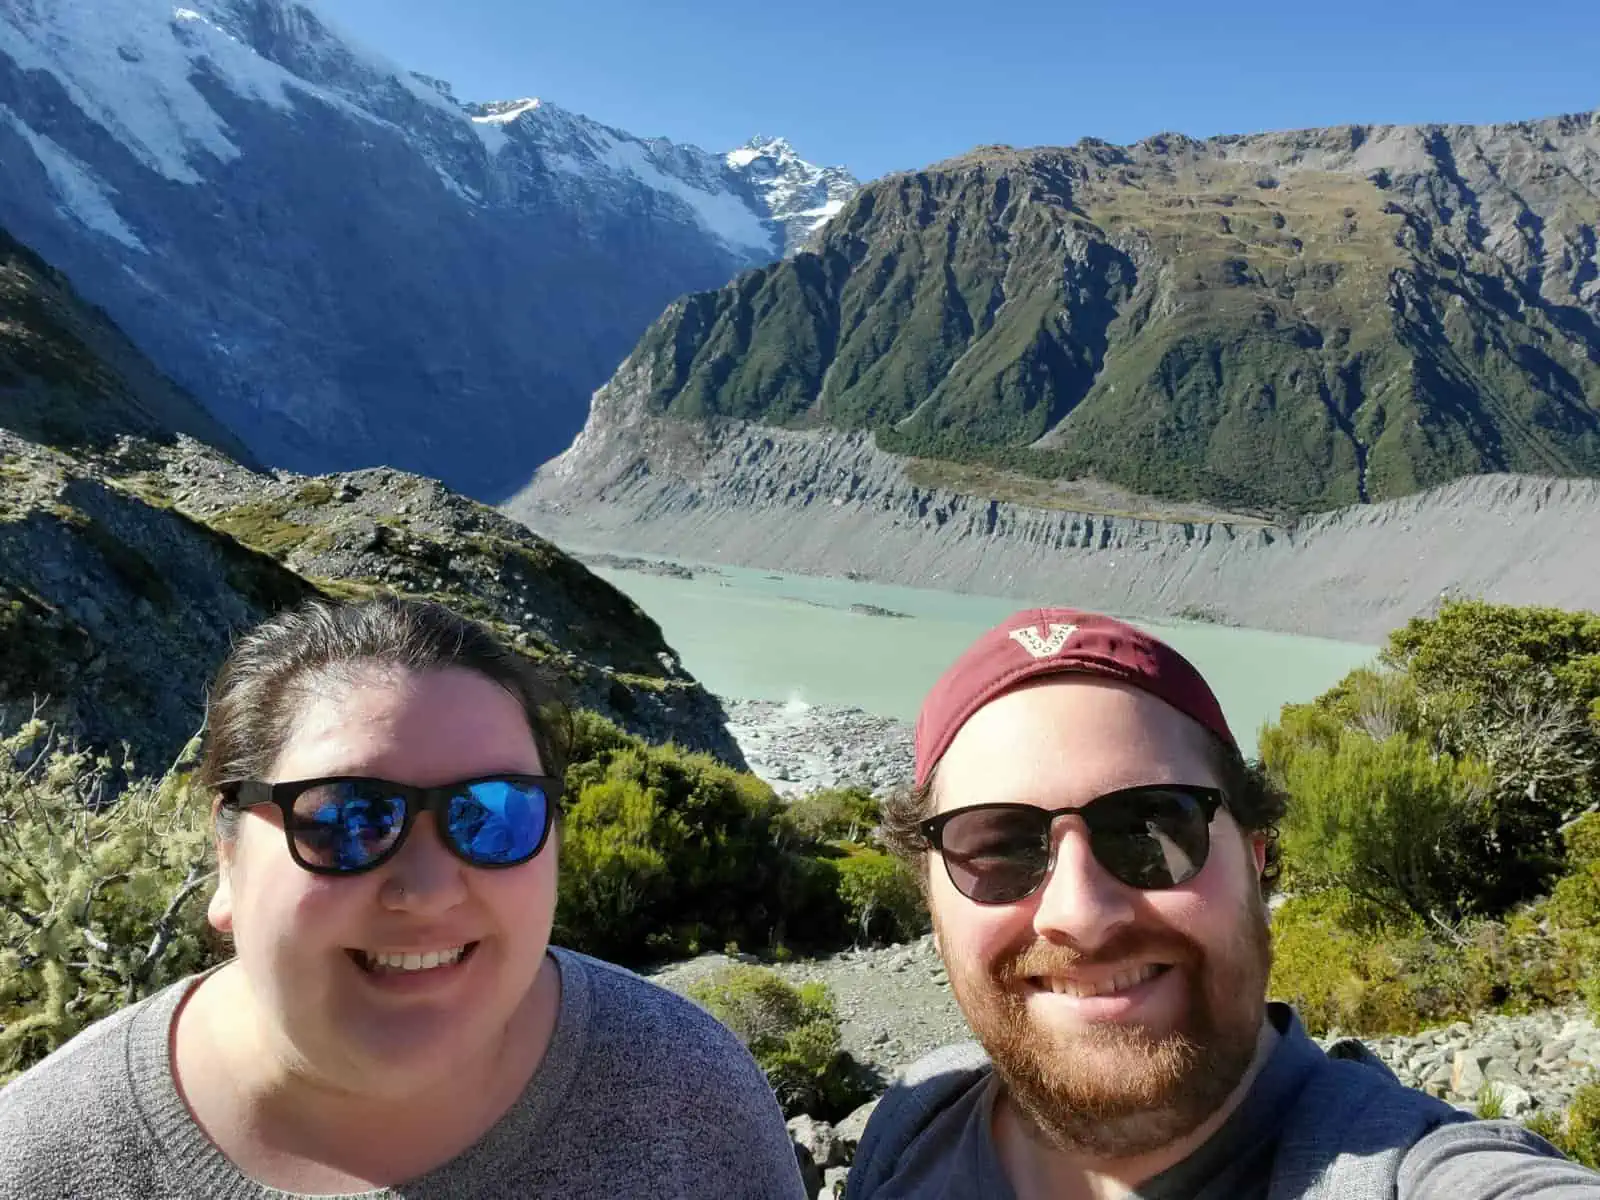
[1268,890,1436,1035]
[554,712,858,962]
[1525,1080,1600,1170]
[0,723,219,1083]
[1268,882,1597,1037]
[1385,601,1599,887]
[782,787,881,844]
[1271,729,1493,925]
[1572,1081,1600,1168]
[1264,602,1600,921]
[685,965,871,1120]
[829,849,929,944]
[1566,812,1600,868]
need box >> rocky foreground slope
[514,392,1600,643]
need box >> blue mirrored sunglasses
[221,774,562,875]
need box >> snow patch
[470,98,542,154]
[0,0,470,186]
[0,107,146,250]
[474,98,541,125]
[800,198,846,230]
[0,1,312,183]
[554,127,776,254]
[472,121,507,154]
[725,146,762,168]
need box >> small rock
[1495,1083,1536,1119]
[1452,1050,1489,1097]
[788,1114,845,1171]
[835,1098,880,1153]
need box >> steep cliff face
[513,369,1600,642]
[578,111,1600,515]
[0,0,855,500]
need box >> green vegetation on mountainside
[626,124,1600,514]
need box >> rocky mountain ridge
[0,0,857,499]
[559,109,1600,516]
[514,377,1600,643]
[0,213,743,773]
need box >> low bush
[685,965,872,1120]
[828,849,929,944]
[1264,601,1600,924]
[781,787,881,844]
[0,723,219,1083]
[1270,728,1493,925]
[1526,1080,1600,1170]
[1268,890,1438,1035]
[555,712,859,962]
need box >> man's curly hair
[879,733,1286,898]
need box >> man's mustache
[997,931,1199,984]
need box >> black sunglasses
[919,784,1225,904]
[220,774,563,876]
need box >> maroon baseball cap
[913,608,1236,788]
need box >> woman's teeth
[1040,963,1164,998]
[360,945,468,972]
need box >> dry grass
[902,457,1276,525]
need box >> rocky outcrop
[512,385,1600,643]
[148,440,745,763]
[0,225,249,461]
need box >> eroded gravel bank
[515,415,1600,643]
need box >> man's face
[926,677,1271,1159]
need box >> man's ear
[1249,831,1269,878]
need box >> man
[848,608,1600,1199]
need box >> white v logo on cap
[1008,623,1079,659]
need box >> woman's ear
[208,795,235,934]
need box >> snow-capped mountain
[0,0,857,499]
[726,136,858,254]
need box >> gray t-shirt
[848,1003,1600,1199]
[0,947,807,1199]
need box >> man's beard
[940,891,1273,1160]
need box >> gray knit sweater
[0,947,807,1199]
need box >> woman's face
[208,664,558,1096]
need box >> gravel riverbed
[720,698,914,797]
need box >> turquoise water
[590,560,1377,755]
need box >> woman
[0,596,806,1199]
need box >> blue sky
[319,0,1600,180]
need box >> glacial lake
[589,560,1377,755]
